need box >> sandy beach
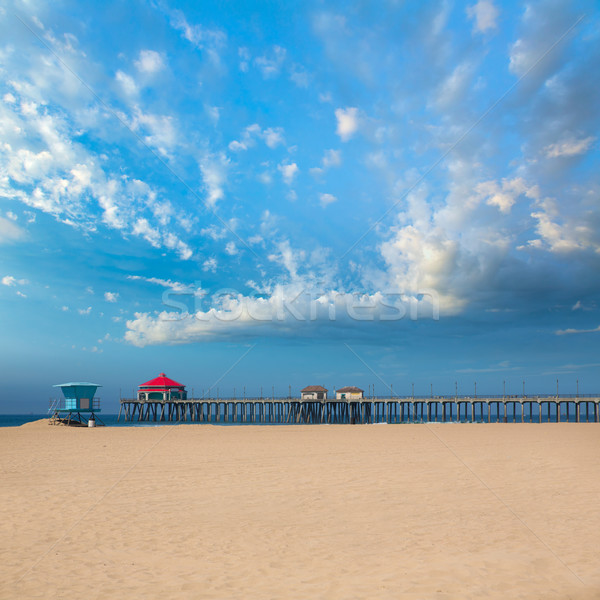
[1,422,599,600]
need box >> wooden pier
[118,395,600,424]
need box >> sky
[1,0,599,412]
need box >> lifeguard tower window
[80,398,90,410]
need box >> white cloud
[475,177,539,214]
[290,67,309,88]
[115,70,138,95]
[278,161,298,185]
[16,290,27,298]
[254,46,286,79]
[335,107,359,141]
[466,1,499,33]
[0,82,194,262]
[322,149,341,168]
[163,232,193,260]
[199,153,228,207]
[320,193,337,207]
[434,62,474,109]
[377,161,533,314]
[262,127,285,149]
[225,241,238,256]
[78,306,92,315]
[229,124,284,151]
[132,218,161,247]
[201,225,227,240]
[167,8,226,65]
[528,195,600,254]
[203,257,217,272]
[238,47,250,72]
[134,50,165,74]
[124,278,438,347]
[556,325,600,336]
[104,291,119,302]
[61,306,69,311]
[128,108,177,157]
[2,275,27,287]
[127,275,193,292]
[545,136,595,158]
[0,217,25,244]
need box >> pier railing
[118,395,600,425]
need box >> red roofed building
[138,373,187,402]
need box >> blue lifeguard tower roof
[54,382,102,389]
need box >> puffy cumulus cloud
[378,155,600,316]
[528,195,600,254]
[475,177,539,214]
[545,136,595,158]
[134,50,165,74]
[335,107,359,141]
[199,152,228,207]
[377,164,545,314]
[380,222,470,315]
[278,161,298,185]
[466,1,499,33]
[104,291,119,302]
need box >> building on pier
[336,386,364,400]
[138,373,187,402]
[301,385,328,401]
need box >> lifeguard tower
[49,382,103,426]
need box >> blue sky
[1,0,599,412]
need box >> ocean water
[0,414,160,427]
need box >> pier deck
[118,395,600,424]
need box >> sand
[0,422,599,600]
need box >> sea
[0,414,159,427]
[0,403,594,427]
